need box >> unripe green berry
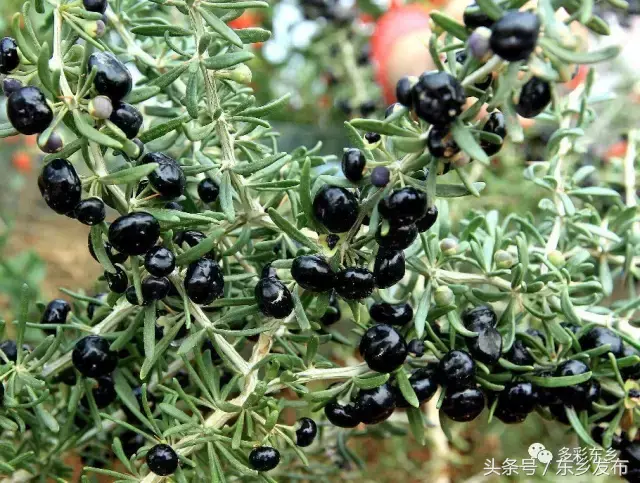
[494,250,514,269]
[434,286,454,307]
[440,238,458,256]
[548,250,565,267]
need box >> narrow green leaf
[267,208,318,251]
[450,120,489,165]
[236,28,271,44]
[436,182,485,198]
[395,368,419,408]
[186,68,200,118]
[198,7,243,48]
[90,225,117,274]
[430,12,469,40]
[143,305,156,362]
[220,171,235,222]
[98,163,158,185]
[131,25,192,37]
[203,52,254,70]
[292,288,311,331]
[524,371,592,387]
[349,119,417,137]
[72,112,122,150]
[239,94,291,118]
[126,86,161,104]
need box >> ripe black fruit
[141,276,171,301]
[141,152,185,199]
[376,222,418,250]
[261,263,277,280]
[412,71,465,126]
[108,212,160,256]
[441,387,485,422]
[373,249,405,289]
[505,339,533,366]
[0,340,18,363]
[197,178,220,203]
[0,37,19,74]
[184,258,224,305]
[109,102,143,139]
[407,339,425,356]
[74,197,106,225]
[144,246,176,277]
[463,3,494,29]
[554,359,591,403]
[490,11,540,62]
[255,277,293,318]
[83,0,108,13]
[320,292,341,325]
[41,299,70,326]
[379,187,427,226]
[105,266,128,293]
[72,335,117,377]
[369,302,413,326]
[466,326,502,365]
[88,52,132,101]
[313,185,359,233]
[249,446,280,472]
[370,166,390,187]
[396,76,417,107]
[38,158,81,215]
[88,234,127,265]
[494,405,527,424]
[462,305,497,330]
[291,255,334,292]
[438,350,476,387]
[360,324,408,373]
[481,111,507,156]
[427,126,459,158]
[3,78,22,96]
[355,383,396,424]
[295,417,317,447]
[146,444,179,476]
[580,326,623,357]
[515,77,550,118]
[324,401,361,427]
[395,366,438,408]
[415,206,438,232]
[7,86,53,135]
[90,375,116,408]
[498,382,537,414]
[342,148,366,182]
[335,267,375,300]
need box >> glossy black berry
[505,339,534,366]
[320,292,341,325]
[481,111,507,156]
[490,11,540,62]
[370,166,390,187]
[369,302,413,326]
[295,417,317,447]
[554,359,591,404]
[396,366,439,408]
[335,267,374,300]
[312,185,359,233]
[165,201,182,211]
[466,328,502,366]
[324,401,361,427]
[441,387,485,422]
[144,247,176,277]
[462,305,497,330]
[197,178,220,203]
[141,152,185,199]
[437,350,476,387]
[355,382,396,424]
[105,266,128,293]
[184,258,224,305]
[38,158,81,215]
[255,277,293,318]
[122,431,146,458]
[41,299,71,326]
[580,326,623,357]
[364,132,381,144]
[86,293,106,320]
[412,71,465,126]
[396,76,417,107]
[146,444,178,476]
[427,126,459,159]
[88,235,128,265]
[360,324,408,373]
[249,446,280,472]
[88,52,132,101]
[373,249,405,288]
[379,187,427,226]
[90,375,117,408]
[261,263,277,280]
[83,0,108,13]
[342,148,366,182]
[494,405,527,424]
[0,341,18,363]
[74,197,106,225]
[407,339,425,356]
[109,102,143,139]
[141,276,171,301]
[498,382,537,414]
[3,78,22,96]
[291,255,334,292]
[415,206,438,233]
[108,212,160,256]
[7,86,53,135]
[463,3,494,29]
[515,77,550,118]
[0,37,19,74]
[376,222,418,250]
[72,335,117,378]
